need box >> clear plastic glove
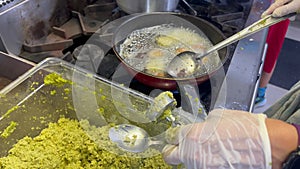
[162,109,272,169]
[262,0,300,18]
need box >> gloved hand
[162,109,272,169]
[262,0,300,18]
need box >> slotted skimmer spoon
[167,13,296,77]
[109,124,164,153]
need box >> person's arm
[162,109,273,169]
[265,119,298,169]
[162,109,300,169]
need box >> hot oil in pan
[118,23,222,78]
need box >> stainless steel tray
[0,57,174,157]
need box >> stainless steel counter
[212,0,271,112]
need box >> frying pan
[112,13,229,90]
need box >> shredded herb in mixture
[1,121,18,139]
[0,118,172,169]
[44,73,73,87]
[1,106,20,119]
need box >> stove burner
[17,0,254,111]
[19,1,118,61]
[19,0,253,61]
[179,0,252,36]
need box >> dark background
[270,38,300,89]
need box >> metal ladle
[147,91,178,124]
[107,92,178,153]
[167,13,296,78]
[109,124,164,153]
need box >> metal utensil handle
[149,140,165,146]
[181,0,198,16]
[196,12,296,60]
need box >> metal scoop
[147,91,176,120]
[108,92,178,153]
[146,91,182,126]
[109,124,164,153]
[167,13,296,77]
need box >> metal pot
[113,13,229,90]
[116,0,180,14]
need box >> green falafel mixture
[0,121,18,139]
[0,118,171,169]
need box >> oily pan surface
[118,23,221,78]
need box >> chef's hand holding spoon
[262,0,300,18]
[163,1,300,168]
[162,109,272,169]
[167,11,296,78]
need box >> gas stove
[0,0,271,112]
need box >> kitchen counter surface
[212,0,271,112]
